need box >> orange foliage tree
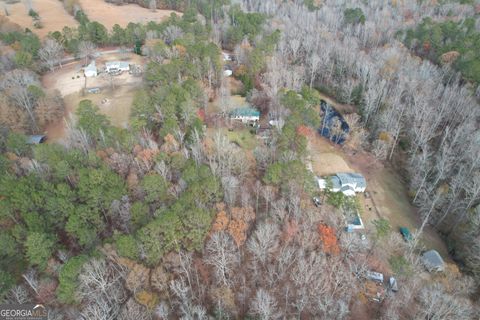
[317,224,340,255]
[210,204,256,247]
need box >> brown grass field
[0,0,181,38]
[78,0,181,29]
[1,0,78,38]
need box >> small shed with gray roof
[27,135,47,144]
[422,250,445,272]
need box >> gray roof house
[318,172,367,196]
[422,250,445,272]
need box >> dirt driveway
[45,83,139,143]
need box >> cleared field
[42,51,144,96]
[45,84,138,143]
[78,0,181,29]
[308,134,451,260]
[42,52,145,143]
[1,0,78,38]
[309,136,352,176]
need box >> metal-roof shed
[229,107,260,118]
[422,250,445,272]
[27,135,47,144]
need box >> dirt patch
[42,52,144,96]
[45,84,138,143]
[42,62,85,96]
[78,0,181,29]
[308,136,352,176]
[1,0,78,38]
[316,91,357,115]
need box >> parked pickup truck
[399,227,412,242]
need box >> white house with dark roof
[317,173,366,196]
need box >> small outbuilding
[229,107,260,123]
[222,52,232,61]
[389,277,398,292]
[422,250,445,272]
[27,135,47,144]
[84,61,97,77]
[366,271,384,283]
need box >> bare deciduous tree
[205,232,239,287]
[415,283,473,320]
[247,223,279,265]
[77,41,97,66]
[1,69,40,130]
[250,288,278,320]
[38,38,64,71]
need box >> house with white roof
[318,172,366,196]
[105,61,130,73]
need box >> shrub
[344,8,365,25]
[115,234,139,261]
[389,255,412,276]
[28,9,39,19]
[56,255,88,304]
[373,218,391,238]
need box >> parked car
[86,87,101,94]
[313,196,322,207]
[399,227,412,242]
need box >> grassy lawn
[226,128,257,150]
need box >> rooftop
[105,61,130,68]
[85,61,96,72]
[27,135,47,144]
[337,172,367,188]
[422,250,445,270]
[229,107,260,117]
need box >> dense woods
[0,0,479,319]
